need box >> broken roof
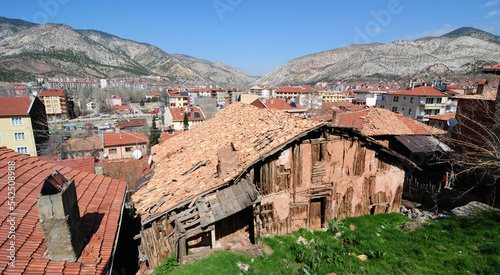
[0,147,127,274]
[251,98,307,112]
[132,102,324,223]
[332,108,446,136]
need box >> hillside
[256,27,500,86]
[0,17,256,85]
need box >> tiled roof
[389,87,446,97]
[251,98,307,111]
[276,86,311,93]
[0,97,33,116]
[482,64,500,69]
[132,102,324,223]
[0,147,127,274]
[45,157,96,174]
[428,112,456,121]
[114,105,132,111]
[159,128,183,144]
[104,131,148,147]
[39,89,66,97]
[333,108,446,136]
[65,136,103,151]
[101,157,151,188]
[167,107,205,121]
[454,88,497,101]
[117,118,147,128]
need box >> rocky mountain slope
[0,17,256,85]
[257,27,500,86]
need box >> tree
[183,111,189,131]
[446,89,500,206]
[140,99,145,107]
[149,116,161,147]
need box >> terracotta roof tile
[389,86,446,97]
[333,108,446,136]
[251,98,307,111]
[167,107,205,121]
[104,131,148,147]
[0,146,127,274]
[39,89,66,97]
[0,97,33,116]
[132,102,323,222]
[44,157,96,174]
[428,112,456,121]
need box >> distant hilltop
[255,27,500,86]
[0,17,256,86]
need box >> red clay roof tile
[0,146,127,274]
[132,102,323,222]
[0,97,33,116]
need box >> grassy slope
[155,211,500,275]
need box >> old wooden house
[132,103,415,269]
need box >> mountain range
[0,17,256,86]
[0,16,499,87]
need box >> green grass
[156,211,500,275]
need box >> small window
[109,148,117,154]
[436,98,442,104]
[0,134,2,141]
[125,147,133,152]
[53,96,58,99]
[392,106,398,112]
[14,132,26,140]
[410,97,414,103]
[11,117,23,125]
[393,96,399,102]
[434,109,440,115]
[408,108,412,115]
[46,100,51,103]
[426,98,434,104]
[16,147,28,154]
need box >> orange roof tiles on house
[428,112,456,121]
[45,157,96,174]
[132,102,324,223]
[104,131,148,147]
[250,98,307,112]
[159,127,183,144]
[117,118,147,129]
[333,108,446,136]
[276,86,312,93]
[167,107,205,121]
[65,136,103,151]
[39,89,66,97]
[0,146,127,274]
[0,97,33,116]
[389,87,446,97]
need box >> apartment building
[39,89,70,120]
[0,97,49,156]
[375,86,448,122]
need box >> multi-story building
[39,89,70,120]
[318,90,346,103]
[0,96,49,156]
[275,85,312,102]
[108,95,122,106]
[376,86,448,122]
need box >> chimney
[37,171,85,261]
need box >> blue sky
[1,0,500,76]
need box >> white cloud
[480,0,500,8]
[484,10,500,18]
[401,23,455,40]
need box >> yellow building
[0,97,49,156]
[318,90,346,102]
[39,88,69,120]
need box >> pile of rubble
[400,201,497,221]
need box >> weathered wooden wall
[255,134,405,237]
